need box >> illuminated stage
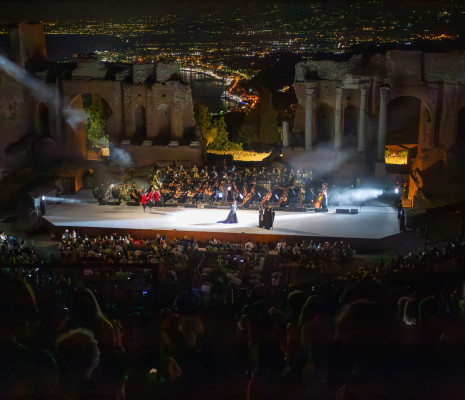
[42,190,401,248]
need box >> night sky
[1,0,256,23]
[0,0,452,24]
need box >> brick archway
[387,96,422,145]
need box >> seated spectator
[0,274,58,398]
[55,328,101,398]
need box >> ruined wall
[8,22,48,70]
[294,51,465,155]
[156,61,180,83]
[0,75,30,167]
[423,52,465,84]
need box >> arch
[134,104,147,141]
[316,103,333,145]
[156,103,171,139]
[457,107,465,148]
[343,105,358,147]
[68,93,112,159]
[386,96,421,145]
[36,103,50,136]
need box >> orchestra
[90,166,327,213]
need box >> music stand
[30,197,41,216]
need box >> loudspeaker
[184,204,197,208]
[350,209,358,214]
[315,208,328,213]
[127,202,140,206]
[336,208,350,214]
[291,206,306,212]
[205,204,218,209]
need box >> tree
[237,87,280,150]
[259,87,280,146]
[85,95,109,149]
[194,103,242,151]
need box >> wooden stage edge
[44,219,404,253]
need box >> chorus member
[263,205,275,230]
[141,191,148,213]
[258,205,264,228]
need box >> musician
[130,186,140,203]
[173,186,185,203]
[277,189,288,208]
[321,183,328,210]
[221,181,228,204]
[314,183,328,210]
[298,186,305,207]
[186,189,196,204]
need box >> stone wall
[292,50,465,173]
[118,144,203,168]
[156,61,180,83]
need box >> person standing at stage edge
[141,191,148,213]
[147,189,154,210]
[258,205,264,228]
[263,205,275,230]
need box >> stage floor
[43,190,400,242]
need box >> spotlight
[394,188,399,194]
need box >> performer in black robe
[258,205,264,228]
[218,201,238,224]
[263,205,275,230]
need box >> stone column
[305,86,314,151]
[377,87,389,161]
[334,87,343,151]
[357,88,368,152]
[282,120,290,147]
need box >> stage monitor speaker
[127,202,140,206]
[204,204,217,209]
[315,208,328,213]
[291,206,306,212]
[336,208,350,214]
[350,209,358,214]
[184,204,197,208]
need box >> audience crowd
[1,227,465,399]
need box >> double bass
[277,189,288,207]
[261,191,272,206]
[314,183,328,210]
